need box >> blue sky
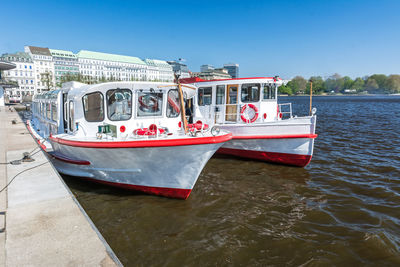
[1,0,399,79]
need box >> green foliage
[282,73,399,95]
[278,84,293,95]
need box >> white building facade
[144,59,174,82]
[0,52,36,96]
[50,49,79,86]
[77,50,148,82]
[25,46,55,92]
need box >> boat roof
[63,81,197,99]
[180,77,283,85]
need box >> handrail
[278,103,292,119]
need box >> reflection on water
[59,96,400,265]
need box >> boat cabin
[32,81,195,140]
[185,77,284,125]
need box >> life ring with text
[240,104,258,123]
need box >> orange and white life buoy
[240,104,258,123]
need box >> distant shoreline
[279,93,400,97]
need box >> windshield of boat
[263,83,276,100]
[106,89,132,121]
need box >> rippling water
[59,96,400,266]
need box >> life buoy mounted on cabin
[240,104,258,123]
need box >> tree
[278,84,293,95]
[41,72,54,91]
[365,78,379,92]
[287,76,307,94]
[351,77,365,92]
[386,75,400,94]
[325,73,344,93]
[369,74,387,89]
[306,76,324,94]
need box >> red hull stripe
[49,133,232,149]
[80,177,192,199]
[232,134,318,140]
[26,122,47,150]
[48,152,91,165]
[218,147,312,167]
[181,76,281,84]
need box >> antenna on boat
[174,72,189,134]
[309,78,313,116]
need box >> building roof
[144,59,171,68]
[0,61,16,70]
[27,46,51,56]
[77,50,146,65]
[50,49,77,59]
[1,52,33,62]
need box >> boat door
[62,93,68,132]
[225,84,238,121]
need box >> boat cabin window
[106,89,132,121]
[46,103,51,119]
[137,91,163,117]
[198,87,212,106]
[263,83,276,100]
[166,89,180,118]
[216,85,225,105]
[51,103,57,121]
[241,83,260,103]
[69,101,74,131]
[82,92,105,122]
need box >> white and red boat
[182,77,317,167]
[28,81,232,199]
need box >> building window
[198,87,212,106]
[82,92,104,122]
[137,91,163,117]
[263,83,276,100]
[106,89,132,121]
[166,89,180,118]
[241,83,260,103]
[46,103,51,119]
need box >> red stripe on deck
[49,133,232,149]
[217,148,312,167]
[81,178,192,199]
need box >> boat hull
[217,116,317,167]
[48,141,224,199]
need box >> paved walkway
[0,106,121,266]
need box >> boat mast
[175,73,189,133]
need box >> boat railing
[278,103,293,119]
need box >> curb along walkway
[0,106,121,266]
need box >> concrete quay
[0,106,121,266]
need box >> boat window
[46,103,51,119]
[51,102,57,121]
[82,92,104,122]
[263,83,276,100]
[166,89,180,118]
[216,85,225,105]
[228,86,238,104]
[241,83,260,103]
[69,101,74,131]
[137,91,163,117]
[198,87,212,106]
[106,89,132,121]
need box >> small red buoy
[120,125,126,133]
[178,121,182,128]
[263,113,267,119]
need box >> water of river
[59,96,400,266]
